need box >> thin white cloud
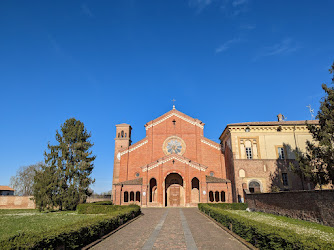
[264,38,299,56]
[188,0,212,12]
[220,0,250,17]
[255,38,300,60]
[47,35,74,62]
[232,0,248,7]
[215,38,241,53]
[189,0,249,15]
[48,36,62,54]
[81,3,94,18]
[240,24,256,30]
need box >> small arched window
[191,177,199,189]
[149,178,157,202]
[215,191,220,202]
[130,191,134,201]
[136,191,140,202]
[249,180,261,193]
[239,169,246,178]
[121,131,124,138]
[209,191,214,202]
[118,133,120,138]
[124,191,129,202]
[221,191,226,202]
[125,133,127,138]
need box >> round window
[162,136,186,156]
[135,172,140,178]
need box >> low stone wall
[86,197,112,203]
[0,196,36,209]
[245,190,334,227]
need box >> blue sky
[1,0,333,193]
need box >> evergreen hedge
[0,205,140,249]
[77,203,136,214]
[91,201,113,205]
[199,203,248,210]
[198,204,333,250]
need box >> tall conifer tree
[33,118,95,210]
[293,63,334,188]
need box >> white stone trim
[142,155,207,172]
[229,125,311,133]
[201,139,221,151]
[145,112,204,130]
[120,140,148,156]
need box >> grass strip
[198,203,334,250]
[198,202,248,210]
[0,205,140,249]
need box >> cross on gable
[172,99,176,109]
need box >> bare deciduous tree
[10,162,43,196]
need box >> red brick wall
[233,159,306,201]
[0,196,35,209]
[245,190,334,227]
[114,110,228,206]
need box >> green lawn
[199,203,334,249]
[0,209,102,241]
[227,210,334,244]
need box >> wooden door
[169,184,180,206]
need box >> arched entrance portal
[165,173,184,207]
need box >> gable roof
[206,176,231,183]
[0,186,14,191]
[144,108,204,130]
[141,154,208,172]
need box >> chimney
[277,113,284,122]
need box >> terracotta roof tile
[115,178,143,185]
[0,186,14,191]
[206,176,231,183]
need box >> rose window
[166,139,182,154]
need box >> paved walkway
[92,208,248,250]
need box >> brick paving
[91,208,248,250]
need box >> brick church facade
[113,107,232,207]
[112,107,317,206]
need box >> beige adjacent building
[219,114,318,202]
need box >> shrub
[77,203,134,214]
[0,205,140,249]
[198,204,333,250]
[199,203,248,210]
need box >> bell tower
[113,124,132,185]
